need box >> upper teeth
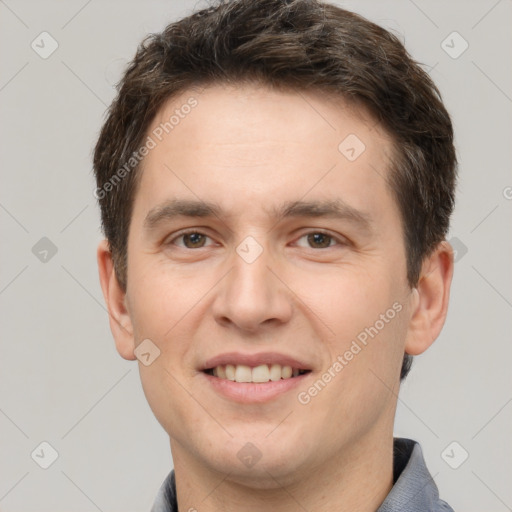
[212,364,301,383]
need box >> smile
[204,363,310,383]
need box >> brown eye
[306,232,334,248]
[182,232,207,248]
[169,231,212,249]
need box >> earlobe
[96,239,137,361]
[404,241,454,356]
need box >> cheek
[296,263,403,340]
[333,269,407,378]
[299,313,406,445]
[127,257,206,342]
[137,363,209,442]
[126,266,209,429]
[126,269,201,422]
[298,266,407,408]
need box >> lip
[201,370,311,403]
[201,351,311,371]
[199,351,313,404]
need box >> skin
[97,83,453,512]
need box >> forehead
[134,83,398,225]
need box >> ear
[404,241,454,356]
[97,239,136,360]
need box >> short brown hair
[93,0,457,380]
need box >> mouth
[200,352,313,403]
[203,364,311,383]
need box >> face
[118,84,418,485]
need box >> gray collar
[377,438,453,511]
[151,438,453,512]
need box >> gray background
[1,0,511,511]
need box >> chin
[204,434,310,487]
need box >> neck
[170,431,394,512]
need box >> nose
[211,243,293,334]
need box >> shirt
[151,437,454,512]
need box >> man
[94,1,456,510]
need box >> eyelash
[167,229,347,250]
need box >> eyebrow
[143,198,372,232]
[144,199,224,229]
